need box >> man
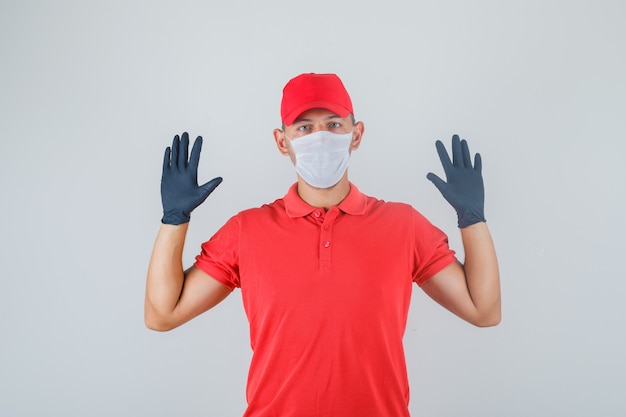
[145,73,500,417]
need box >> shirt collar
[284,182,368,218]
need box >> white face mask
[287,130,353,189]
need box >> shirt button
[323,241,331,248]
[314,212,321,218]
[323,225,330,230]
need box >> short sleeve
[410,209,457,286]
[194,216,241,290]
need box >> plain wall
[1,1,625,416]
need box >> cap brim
[283,100,351,126]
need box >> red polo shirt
[195,183,456,417]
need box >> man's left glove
[427,134,486,228]
[161,132,223,225]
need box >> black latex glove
[427,134,486,228]
[160,132,222,225]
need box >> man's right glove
[161,132,223,225]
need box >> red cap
[280,73,353,126]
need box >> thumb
[426,172,447,192]
[198,177,223,197]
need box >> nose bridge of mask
[289,130,353,151]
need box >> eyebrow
[293,114,343,124]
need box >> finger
[426,172,448,192]
[171,135,180,169]
[451,134,463,168]
[461,139,472,169]
[162,146,171,172]
[434,140,452,175]
[179,132,190,168]
[189,136,203,172]
[474,152,482,174]
[198,177,223,198]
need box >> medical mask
[288,130,353,189]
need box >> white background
[1,1,625,416]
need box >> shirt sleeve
[194,215,242,290]
[410,209,457,286]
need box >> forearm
[145,223,190,320]
[460,222,501,325]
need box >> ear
[350,121,365,151]
[273,129,290,156]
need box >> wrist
[161,210,191,225]
[456,206,486,228]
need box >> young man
[145,73,501,417]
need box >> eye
[328,122,342,128]
[297,124,311,132]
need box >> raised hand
[427,134,486,228]
[160,132,223,225]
